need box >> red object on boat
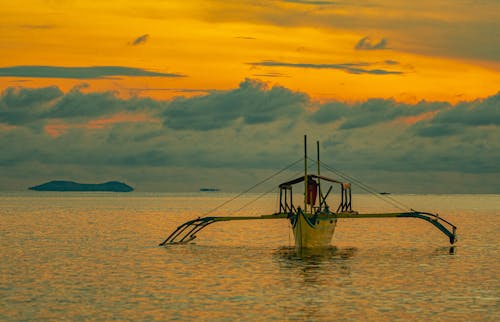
[306,179,318,205]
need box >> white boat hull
[292,212,337,248]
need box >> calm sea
[1,192,498,321]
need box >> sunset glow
[2,0,499,102]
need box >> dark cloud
[309,102,349,124]
[0,65,185,79]
[1,82,498,193]
[0,86,63,125]
[0,85,165,125]
[432,93,500,126]
[340,99,441,129]
[131,34,149,46]
[355,36,388,50]
[413,123,460,137]
[412,92,500,137]
[310,99,449,129]
[248,60,403,75]
[162,79,308,130]
[47,89,124,119]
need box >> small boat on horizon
[199,188,220,192]
[160,136,457,248]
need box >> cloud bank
[162,79,308,130]
[1,80,498,192]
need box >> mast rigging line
[313,158,411,212]
[200,158,303,217]
[233,162,318,214]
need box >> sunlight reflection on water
[1,193,498,320]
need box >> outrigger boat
[160,136,457,247]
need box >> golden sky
[2,0,499,103]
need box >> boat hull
[292,212,337,248]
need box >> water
[1,192,498,321]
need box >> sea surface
[1,192,498,321]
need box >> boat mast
[304,135,307,213]
[317,141,321,210]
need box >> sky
[1,0,499,193]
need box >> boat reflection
[272,246,357,321]
[273,246,357,280]
[432,246,456,255]
[275,245,357,262]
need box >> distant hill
[29,181,134,192]
[199,188,220,192]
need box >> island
[29,181,134,192]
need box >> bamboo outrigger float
[160,136,457,247]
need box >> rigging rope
[233,162,316,214]
[201,154,413,216]
[313,158,411,212]
[201,158,303,217]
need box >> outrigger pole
[159,137,458,247]
[159,210,457,246]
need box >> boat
[160,136,457,247]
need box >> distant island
[199,188,220,192]
[29,181,134,192]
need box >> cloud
[1,81,498,193]
[309,102,349,124]
[340,100,444,129]
[355,36,388,50]
[412,92,500,137]
[0,66,185,79]
[47,90,126,119]
[131,34,149,46]
[248,60,403,75]
[201,1,500,63]
[0,86,63,125]
[0,85,165,125]
[432,93,500,126]
[162,78,308,130]
[413,123,459,137]
[310,99,449,129]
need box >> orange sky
[1,0,499,103]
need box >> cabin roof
[278,174,347,188]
